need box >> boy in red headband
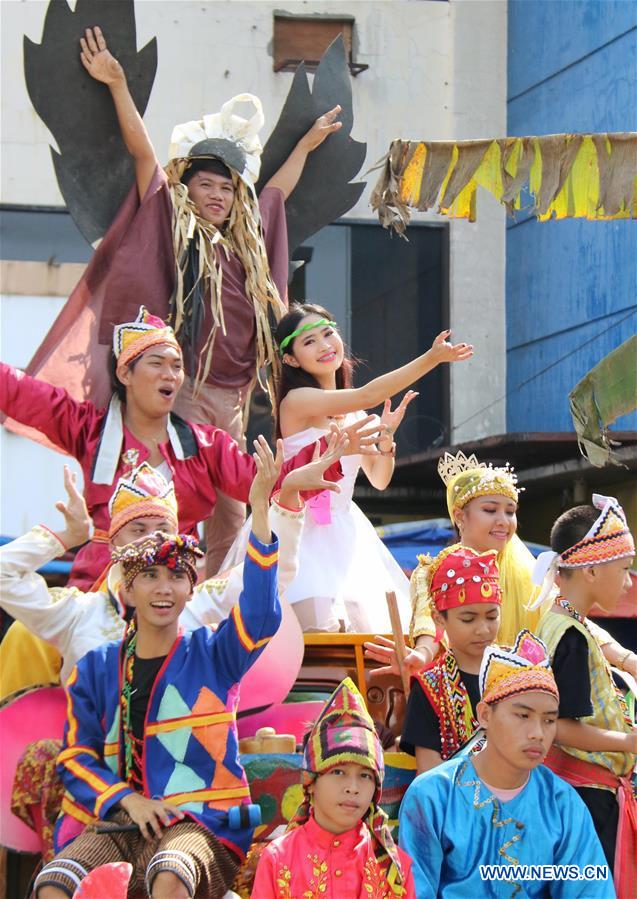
[252,678,415,897]
[400,545,501,773]
[533,495,636,895]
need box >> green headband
[279,319,337,354]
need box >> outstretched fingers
[399,390,419,411]
[84,26,99,55]
[451,343,474,361]
[433,329,452,345]
[93,25,107,51]
[253,436,276,479]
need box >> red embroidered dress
[252,814,415,899]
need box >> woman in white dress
[225,302,473,633]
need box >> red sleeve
[398,847,417,899]
[250,843,280,898]
[196,426,257,502]
[276,436,343,496]
[196,426,342,503]
[0,362,97,458]
[257,186,289,307]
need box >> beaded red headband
[428,545,502,611]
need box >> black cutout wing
[24,0,157,244]
[256,36,366,257]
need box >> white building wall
[0,293,84,537]
[1,0,506,535]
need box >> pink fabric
[307,489,332,525]
[252,815,415,898]
[0,362,341,588]
[479,775,529,803]
[237,701,325,741]
[0,687,66,854]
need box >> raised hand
[363,634,433,678]
[55,465,92,549]
[429,330,474,364]
[250,437,283,508]
[80,26,125,86]
[279,431,347,507]
[335,414,386,457]
[299,105,343,153]
[379,390,418,444]
[249,437,283,543]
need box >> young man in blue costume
[35,438,284,899]
[399,630,614,898]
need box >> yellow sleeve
[409,556,436,644]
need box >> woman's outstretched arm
[281,330,473,430]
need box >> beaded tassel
[120,626,138,784]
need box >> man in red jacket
[1,307,379,589]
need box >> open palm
[80,26,124,85]
[380,390,418,436]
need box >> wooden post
[386,591,410,696]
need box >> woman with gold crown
[412,450,541,652]
[365,450,542,674]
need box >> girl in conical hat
[253,678,416,897]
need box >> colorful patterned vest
[412,650,478,760]
[538,610,634,781]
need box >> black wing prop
[24,0,157,245]
[257,36,367,258]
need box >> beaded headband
[426,544,502,611]
[279,318,337,354]
[113,306,181,370]
[529,494,635,610]
[438,451,520,518]
[112,532,202,589]
[480,629,559,705]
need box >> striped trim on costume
[61,794,95,826]
[246,540,279,569]
[231,605,270,653]
[166,786,251,805]
[146,711,235,736]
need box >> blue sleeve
[56,655,133,821]
[210,531,282,685]
[399,776,444,899]
[550,785,616,898]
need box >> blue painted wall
[506,1,637,432]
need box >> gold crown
[437,450,484,486]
